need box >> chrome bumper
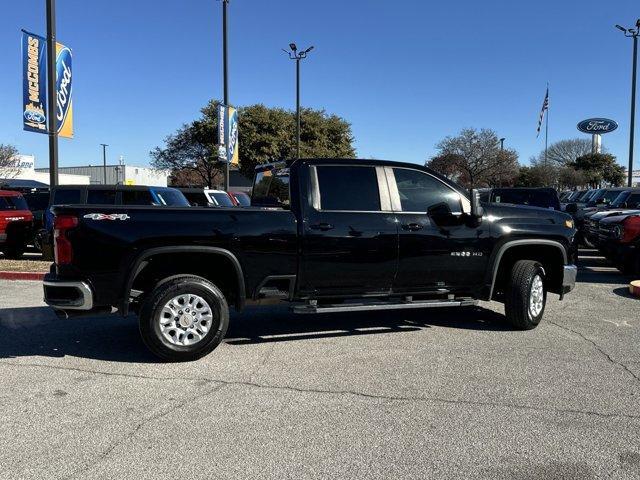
[562,264,578,294]
[43,279,94,310]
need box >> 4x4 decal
[83,213,130,221]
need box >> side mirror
[565,203,578,214]
[470,189,484,222]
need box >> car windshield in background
[210,192,234,207]
[233,193,251,206]
[182,191,210,206]
[0,196,29,210]
[252,168,290,207]
[600,190,625,204]
[491,189,558,209]
[610,191,631,208]
[153,189,190,207]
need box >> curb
[630,280,640,298]
[0,271,46,281]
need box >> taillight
[54,215,78,265]
[621,215,640,243]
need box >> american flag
[536,87,549,137]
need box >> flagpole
[544,84,549,168]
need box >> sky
[1,0,639,171]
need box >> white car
[204,189,235,207]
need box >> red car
[228,191,251,207]
[0,190,34,259]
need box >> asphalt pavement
[0,251,638,480]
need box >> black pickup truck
[44,159,578,361]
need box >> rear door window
[87,190,117,205]
[316,165,380,211]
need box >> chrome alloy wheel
[159,294,214,346]
[529,274,544,318]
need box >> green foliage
[569,153,625,188]
[152,100,357,186]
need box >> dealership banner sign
[21,30,73,138]
[217,104,239,166]
[55,41,73,138]
[22,30,48,133]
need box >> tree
[0,144,20,179]
[426,128,519,188]
[570,153,625,188]
[153,100,357,187]
[542,138,594,166]
[201,101,356,179]
[515,164,555,187]
[150,120,222,187]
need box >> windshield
[211,192,234,207]
[610,191,630,208]
[252,168,290,207]
[0,195,29,211]
[232,193,251,206]
[153,189,190,207]
[567,191,583,201]
[601,190,624,204]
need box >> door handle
[402,223,423,231]
[310,222,334,231]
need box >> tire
[139,275,229,362]
[504,260,546,330]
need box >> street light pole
[222,0,230,191]
[499,138,505,151]
[46,0,58,187]
[100,144,108,184]
[284,44,314,160]
[616,21,640,187]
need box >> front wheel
[504,260,546,330]
[139,275,229,362]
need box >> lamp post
[46,0,58,187]
[283,43,314,159]
[499,138,505,151]
[616,20,640,187]
[221,0,230,191]
[100,144,108,184]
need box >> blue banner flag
[21,30,48,134]
[217,104,239,166]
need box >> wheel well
[492,245,564,299]
[129,252,243,312]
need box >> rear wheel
[504,260,546,330]
[139,275,229,362]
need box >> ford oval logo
[24,109,46,124]
[55,46,72,130]
[577,118,618,134]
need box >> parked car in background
[40,185,190,259]
[0,190,33,259]
[583,189,640,248]
[22,190,50,251]
[228,191,251,207]
[178,188,213,207]
[488,188,561,211]
[204,189,236,207]
[596,212,640,275]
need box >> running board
[292,298,478,314]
